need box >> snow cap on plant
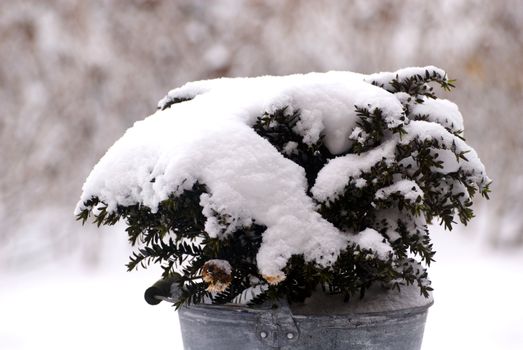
[76,66,490,307]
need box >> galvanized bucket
[177,290,433,350]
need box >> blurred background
[1,1,522,349]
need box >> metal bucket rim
[180,298,433,319]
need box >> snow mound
[75,68,488,279]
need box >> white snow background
[1,221,522,350]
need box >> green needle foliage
[77,68,490,308]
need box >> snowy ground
[0,229,183,350]
[1,225,522,350]
[423,225,523,350]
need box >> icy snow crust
[76,69,488,279]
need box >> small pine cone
[262,273,286,285]
[202,259,232,293]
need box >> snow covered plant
[76,67,490,308]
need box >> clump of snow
[365,65,447,91]
[157,77,235,109]
[158,72,405,155]
[402,120,489,186]
[374,208,428,242]
[76,68,488,279]
[354,178,367,189]
[375,179,423,203]
[311,139,397,202]
[349,126,369,144]
[351,228,393,260]
[411,97,464,132]
[282,141,299,155]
